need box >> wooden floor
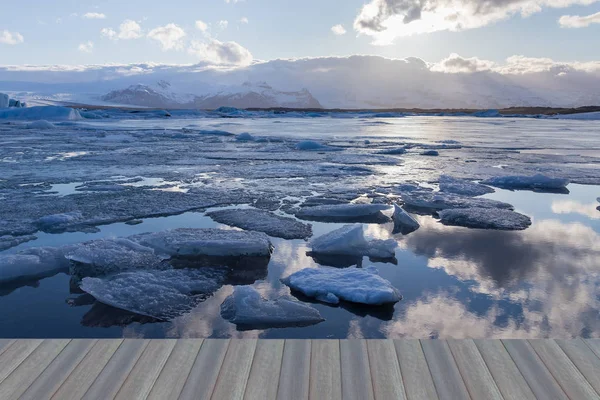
[0,339,599,399]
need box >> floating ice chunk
[402,191,512,211]
[197,129,234,136]
[377,147,406,155]
[220,285,324,329]
[0,93,8,109]
[0,247,69,283]
[27,120,55,129]
[37,212,83,232]
[207,209,312,240]
[392,204,420,234]
[438,208,532,230]
[133,228,273,257]
[482,174,569,191]
[0,235,37,251]
[0,106,81,121]
[420,150,439,156]
[310,224,397,259]
[295,140,342,152]
[80,268,226,320]
[282,267,401,305]
[236,132,255,141]
[439,175,494,197]
[296,204,392,223]
[66,238,163,279]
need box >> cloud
[188,38,253,65]
[83,12,106,19]
[147,23,186,51]
[354,0,600,44]
[559,11,600,27]
[431,53,495,73]
[77,41,94,53]
[0,30,24,45]
[101,19,143,41]
[195,20,209,32]
[331,24,347,35]
[240,17,249,24]
[218,20,229,29]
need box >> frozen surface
[296,204,392,223]
[207,209,312,239]
[438,207,532,230]
[482,174,570,191]
[402,191,513,211]
[392,204,420,234]
[282,266,402,305]
[27,120,56,129]
[439,175,494,197]
[295,140,342,152]
[0,247,69,283]
[310,224,397,258]
[220,285,324,329]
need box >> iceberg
[282,266,401,305]
[402,191,513,211]
[0,106,81,121]
[0,247,69,283]
[309,224,397,259]
[439,175,494,197]
[392,204,420,234]
[80,268,226,320]
[206,209,312,240]
[0,93,8,108]
[296,204,392,223]
[438,207,532,230]
[295,140,342,152]
[482,174,569,191]
[235,132,255,141]
[220,285,324,329]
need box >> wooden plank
[309,340,342,400]
[114,339,177,400]
[51,339,124,400]
[146,339,203,400]
[420,340,470,400]
[366,340,406,400]
[473,340,535,400]
[211,339,257,400]
[179,339,229,400]
[394,340,438,400]
[0,339,70,400]
[20,339,97,400]
[0,339,14,357]
[0,339,43,384]
[528,340,599,399]
[244,339,285,400]
[585,339,600,359]
[277,339,311,400]
[556,339,600,396]
[502,339,568,400]
[447,340,502,400]
[340,340,374,400]
[83,339,149,400]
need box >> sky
[1,0,600,66]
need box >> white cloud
[0,30,24,45]
[559,11,600,27]
[240,17,249,24]
[78,41,94,53]
[101,19,143,41]
[83,12,106,19]
[147,23,186,51]
[218,20,229,29]
[431,53,495,73]
[331,24,347,35]
[224,0,241,3]
[354,0,600,44]
[195,20,209,32]
[100,28,117,40]
[188,38,253,65]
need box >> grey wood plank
[310,340,342,400]
[83,339,149,400]
[502,339,568,400]
[447,340,502,400]
[366,340,406,400]
[473,340,536,400]
[51,339,124,400]
[115,339,177,400]
[556,339,600,396]
[244,339,285,400]
[394,340,438,400]
[276,339,311,400]
[528,339,599,399]
[0,339,43,384]
[0,339,70,400]
[20,339,97,400]
[211,339,257,400]
[179,339,229,400]
[146,339,203,400]
[340,340,374,400]
[420,340,470,400]
[0,339,15,357]
[585,339,600,359]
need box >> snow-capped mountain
[101,81,322,109]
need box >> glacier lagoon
[0,111,599,339]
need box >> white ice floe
[296,204,392,222]
[482,174,569,191]
[133,228,273,257]
[220,285,324,329]
[0,106,81,121]
[438,207,532,230]
[37,212,83,231]
[392,204,420,234]
[27,120,56,129]
[377,147,406,155]
[282,266,401,305]
[207,209,312,240]
[295,140,342,152]
[439,175,494,197]
[80,268,226,320]
[402,191,512,211]
[0,235,37,251]
[0,247,69,283]
[235,132,255,141]
[310,224,397,259]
